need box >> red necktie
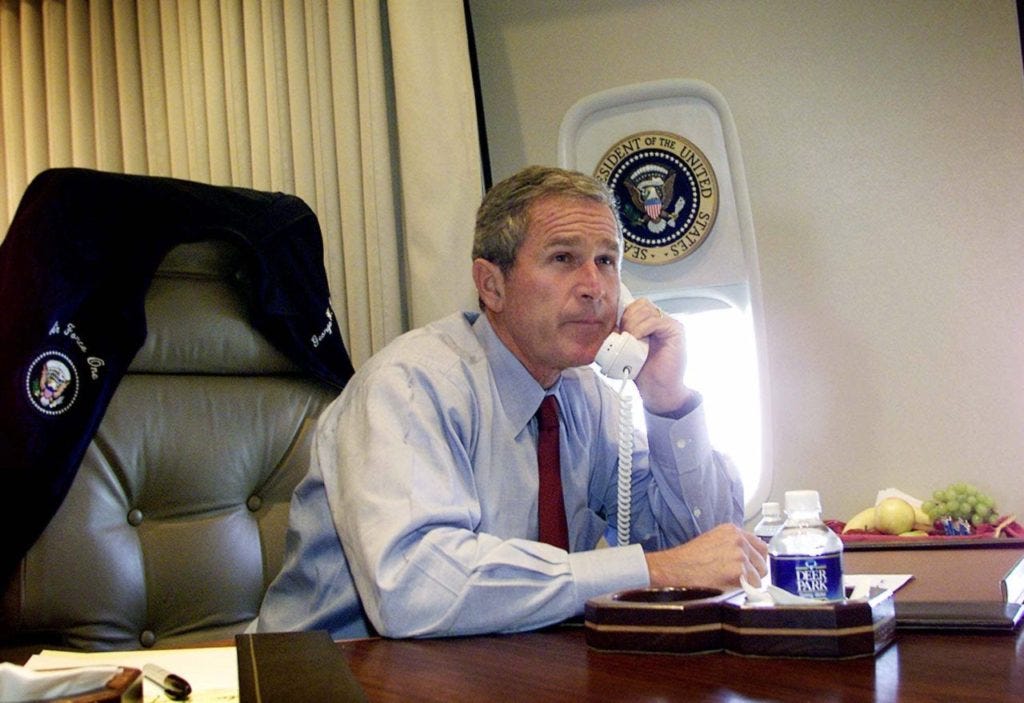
[536,395,569,550]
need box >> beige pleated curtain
[0,0,483,365]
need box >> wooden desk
[338,624,1024,702]
[3,625,1021,701]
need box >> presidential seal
[595,131,718,265]
[26,351,79,415]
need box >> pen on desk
[143,663,192,701]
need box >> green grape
[921,500,936,519]
[926,482,1000,533]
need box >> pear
[875,497,916,535]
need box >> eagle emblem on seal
[26,351,80,415]
[624,169,685,234]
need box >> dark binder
[894,601,1024,632]
[236,630,368,702]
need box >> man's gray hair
[472,165,620,273]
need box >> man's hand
[644,524,769,591]
[618,297,692,416]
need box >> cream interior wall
[468,0,1024,521]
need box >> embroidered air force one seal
[595,131,719,265]
[26,351,79,415]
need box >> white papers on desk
[25,646,237,703]
[844,573,913,599]
[0,662,123,702]
[742,573,913,606]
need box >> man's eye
[597,255,617,267]
[553,253,572,263]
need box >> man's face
[482,196,621,387]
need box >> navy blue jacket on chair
[0,168,355,581]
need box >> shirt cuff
[567,544,649,612]
[675,390,703,418]
[646,399,713,472]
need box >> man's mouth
[565,316,607,328]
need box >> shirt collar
[471,312,559,434]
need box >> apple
[875,497,917,535]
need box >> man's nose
[575,262,604,300]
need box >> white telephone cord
[616,376,633,546]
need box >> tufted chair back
[0,239,340,651]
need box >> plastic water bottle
[753,502,784,543]
[768,490,845,602]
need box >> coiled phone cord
[616,376,633,546]
[614,379,705,544]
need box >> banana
[913,505,933,531]
[842,506,876,533]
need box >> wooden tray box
[720,588,896,658]
[585,586,896,659]
[584,587,731,654]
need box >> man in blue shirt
[254,166,768,638]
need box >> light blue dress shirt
[254,311,743,639]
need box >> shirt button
[676,438,688,449]
[693,508,702,518]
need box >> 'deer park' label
[594,131,719,266]
[770,552,845,602]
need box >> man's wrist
[644,550,670,588]
[676,390,702,417]
[651,390,702,420]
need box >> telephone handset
[595,284,649,380]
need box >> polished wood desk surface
[338,624,1024,702]
[2,624,1020,701]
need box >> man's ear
[472,258,506,313]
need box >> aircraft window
[670,298,766,514]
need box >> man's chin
[569,346,603,370]
[558,330,610,369]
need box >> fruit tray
[584,586,896,659]
[830,517,1024,549]
[833,482,1022,541]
